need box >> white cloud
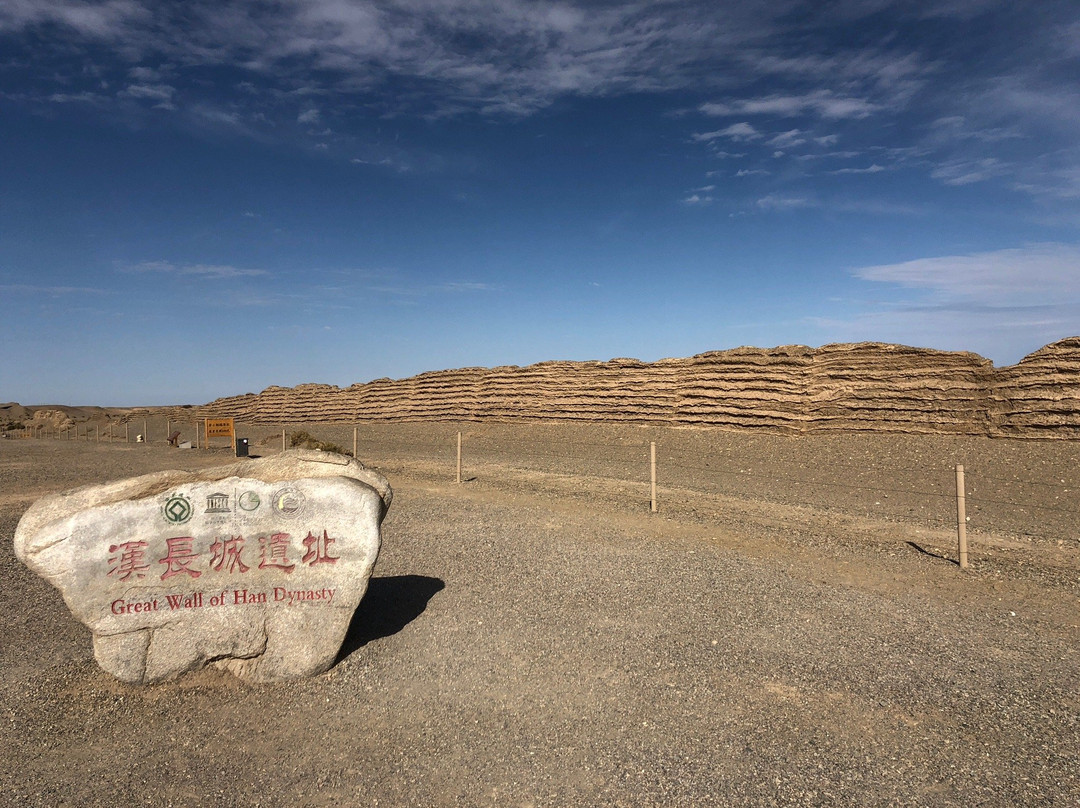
[8,0,1080,213]
[930,157,1007,186]
[1012,162,1080,201]
[0,283,108,295]
[47,91,108,104]
[829,163,887,174]
[438,281,496,293]
[0,0,151,39]
[700,90,880,120]
[806,244,1080,365]
[190,105,245,129]
[128,65,161,81]
[795,149,864,162]
[768,129,805,149]
[805,306,1072,366]
[120,82,175,108]
[367,279,498,297]
[692,122,760,142]
[215,0,752,116]
[0,2,784,118]
[756,194,813,211]
[853,243,1080,308]
[122,261,267,279]
[735,168,769,177]
[681,194,714,206]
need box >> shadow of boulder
[338,574,445,660]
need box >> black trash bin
[235,437,249,457]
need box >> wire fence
[11,417,1078,560]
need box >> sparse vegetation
[288,430,352,457]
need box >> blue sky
[3,1,1080,405]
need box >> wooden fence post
[650,442,658,513]
[956,464,968,570]
[456,431,462,484]
[353,426,358,459]
[282,429,287,453]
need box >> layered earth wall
[150,339,1080,437]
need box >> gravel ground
[1,423,1078,807]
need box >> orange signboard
[205,418,235,438]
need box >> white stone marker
[14,450,392,683]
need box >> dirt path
[1,429,1078,807]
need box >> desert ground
[1,420,1078,807]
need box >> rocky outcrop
[138,339,1080,438]
[14,450,391,683]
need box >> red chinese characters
[158,536,202,580]
[107,530,342,580]
[209,535,250,574]
[258,532,296,573]
[301,530,339,565]
[108,541,150,581]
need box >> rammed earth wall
[146,339,1080,438]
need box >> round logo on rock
[163,494,193,524]
[237,491,261,512]
[272,487,305,518]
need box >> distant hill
[126,338,1080,439]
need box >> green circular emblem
[163,494,193,524]
[238,491,261,512]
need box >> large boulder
[14,450,392,683]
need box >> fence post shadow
[337,574,446,661]
[906,540,959,566]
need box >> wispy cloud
[8,0,1080,219]
[693,122,761,143]
[120,82,175,108]
[928,115,1023,144]
[805,243,1080,364]
[853,243,1080,308]
[756,194,814,211]
[768,129,805,149]
[47,91,109,105]
[930,157,1007,186]
[0,0,152,39]
[366,279,499,297]
[805,305,1073,366]
[121,261,267,279]
[829,164,887,175]
[700,90,880,121]
[4,1,767,117]
[0,283,108,295]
